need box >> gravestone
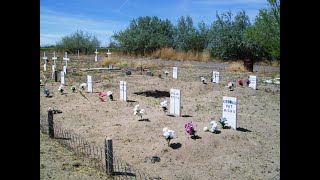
[52,51,57,68]
[63,66,67,75]
[106,49,112,58]
[249,75,257,90]
[60,71,65,85]
[109,64,113,69]
[51,65,55,79]
[119,81,127,101]
[95,49,98,62]
[63,52,70,68]
[173,67,178,79]
[87,75,93,93]
[169,88,181,116]
[212,71,220,83]
[222,96,237,129]
[43,52,47,64]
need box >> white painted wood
[249,75,257,90]
[169,88,181,116]
[87,75,93,93]
[173,67,178,79]
[222,96,237,129]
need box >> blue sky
[40,0,268,47]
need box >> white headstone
[212,71,220,83]
[222,96,237,130]
[249,75,257,90]
[51,65,55,79]
[87,75,93,93]
[63,66,67,75]
[95,49,98,62]
[109,64,113,69]
[63,52,70,68]
[52,51,57,68]
[43,64,46,71]
[60,71,65,85]
[119,81,127,101]
[43,52,47,64]
[173,67,178,79]
[169,88,181,116]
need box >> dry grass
[101,58,120,66]
[228,61,247,73]
[146,48,211,62]
[111,59,163,70]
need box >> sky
[40,0,269,47]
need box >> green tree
[245,0,280,60]
[56,30,101,54]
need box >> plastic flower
[201,77,206,84]
[203,127,209,132]
[160,100,168,112]
[58,85,64,94]
[163,127,174,146]
[165,71,169,76]
[80,83,86,91]
[107,91,113,101]
[98,91,106,101]
[71,86,76,92]
[184,121,196,136]
[210,121,218,133]
[43,88,50,97]
[219,118,229,129]
[244,79,250,86]
[133,104,145,119]
[238,79,243,86]
[226,81,234,91]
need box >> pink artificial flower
[238,79,243,86]
[184,121,196,136]
[98,92,106,97]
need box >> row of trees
[111,0,279,61]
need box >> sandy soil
[40,57,280,180]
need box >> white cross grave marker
[52,51,57,68]
[60,71,65,85]
[51,65,55,79]
[222,96,237,130]
[173,67,178,79]
[42,52,47,64]
[87,75,93,93]
[212,71,220,83]
[106,49,112,58]
[63,52,70,68]
[95,49,98,62]
[249,75,257,90]
[63,66,67,75]
[119,81,127,101]
[169,88,181,116]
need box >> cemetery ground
[40,56,280,180]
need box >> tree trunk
[243,59,253,72]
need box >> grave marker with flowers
[169,88,181,116]
[222,96,237,129]
[119,81,127,101]
[249,75,257,90]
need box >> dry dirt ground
[40,57,280,180]
[40,131,111,180]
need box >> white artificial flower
[140,109,145,115]
[167,129,174,138]
[165,71,169,74]
[163,127,169,133]
[58,85,64,91]
[163,127,174,139]
[274,80,280,85]
[203,127,208,132]
[160,101,168,107]
[264,79,272,84]
[80,83,87,90]
[201,77,206,82]
[107,91,112,96]
[210,121,218,132]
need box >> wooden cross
[95,49,98,62]
[63,52,70,68]
[51,51,57,68]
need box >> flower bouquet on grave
[71,86,76,93]
[133,104,145,120]
[163,127,174,146]
[43,88,50,97]
[80,83,86,91]
[98,91,106,101]
[204,119,218,133]
[201,77,206,84]
[219,117,230,129]
[107,91,113,101]
[226,81,234,91]
[184,121,197,138]
[160,100,168,112]
[58,85,64,95]
[238,79,243,86]
[165,71,169,77]
[244,79,250,86]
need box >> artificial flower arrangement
[71,86,76,93]
[163,127,174,146]
[203,120,218,133]
[160,100,168,112]
[133,104,145,120]
[107,91,113,101]
[58,85,64,95]
[201,77,206,84]
[43,88,50,97]
[238,79,243,86]
[219,117,230,129]
[184,121,197,137]
[244,79,250,86]
[165,70,169,77]
[98,91,106,101]
[226,81,234,91]
[80,83,86,91]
